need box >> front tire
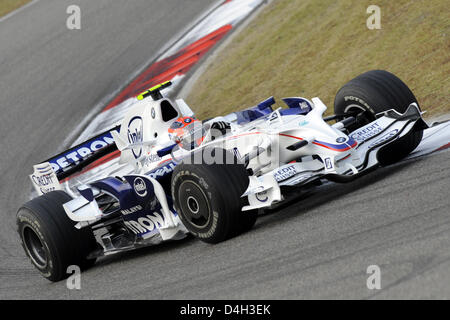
[334,70,423,165]
[17,191,97,282]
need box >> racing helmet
[168,116,205,150]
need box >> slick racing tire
[17,191,97,282]
[334,70,423,165]
[171,148,257,244]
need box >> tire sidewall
[339,94,377,115]
[334,85,381,123]
[17,191,97,281]
[171,167,226,242]
[17,208,61,280]
[334,70,419,118]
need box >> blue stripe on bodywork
[313,137,357,151]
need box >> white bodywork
[109,95,423,214]
[31,92,424,244]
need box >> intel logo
[127,116,143,159]
[133,177,147,197]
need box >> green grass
[186,0,450,120]
[0,0,32,17]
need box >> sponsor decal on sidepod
[133,177,148,197]
[148,162,177,179]
[121,205,143,215]
[124,211,170,235]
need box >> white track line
[0,0,40,23]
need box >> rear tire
[17,191,97,282]
[171,148,256,243]
[334,70,423,165]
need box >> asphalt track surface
[1,1,449,300]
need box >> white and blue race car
[17,70,428,281]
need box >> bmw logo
[151,108,156,119]
[336,137,347,143]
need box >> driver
[168,116,205,150]
[168,116,232,150]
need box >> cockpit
[232,96,313,125]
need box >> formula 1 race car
[17,70,428,281]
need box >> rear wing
[30,126,120,194]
